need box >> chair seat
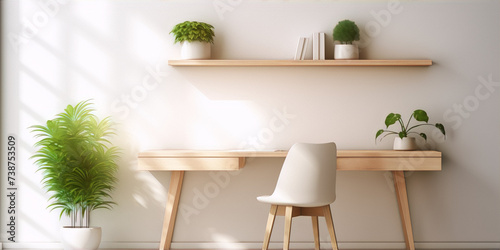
[257,195,333,207]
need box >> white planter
[334,44,359,59]
[181,41,211,59]
[393,137,417,151]
[61,226,102,250]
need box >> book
[312,33,325,60]
[294,37,306,60]
[301,37,309,60]
[313,33,319,60]
[319,32,325,60]
[312,32,325,60]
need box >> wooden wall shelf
[168,59,433,67]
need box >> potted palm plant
[375,109,446,150]
[170,20,215,59]
[333,19,360,59]
[31,100,120,250]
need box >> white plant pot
[334,44,359,59]
[181,41,211,59]
[393,137,417,151]
[61,226,102,250]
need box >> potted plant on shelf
[31,100,120,250]
[375,109,446,150]
[170,20,215,60]
[333,19,360,59]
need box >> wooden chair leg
[323,205,339,250]
[312,216,320,250]
[262,205,278,250]
[283,206,294,250]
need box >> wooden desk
[138,150,441,250]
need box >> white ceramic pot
[181,41,211,59]
[393,137,417,151]
[61,226,102,250]
[334,44,359,59]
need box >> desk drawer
[138,157,244,171]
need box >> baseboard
[2,241,500,249]
[169,242,406,249]
[170,242,500,249]
[416,242,500,249]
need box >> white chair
[257,142,339,250]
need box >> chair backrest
[269,142,337,207]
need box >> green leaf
[375,129,384,139]
[435,123,446,136]
[413,109,429,123]
[385,113,401,128]
[398,131,407,139]
[419,133,427,141]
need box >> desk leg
[160,171,185,250]
[392,171,415,250]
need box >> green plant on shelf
[375,109,446,142]
[333,19,360,44]
[170,21,215,44]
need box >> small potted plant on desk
[375,109,446,150]
[333,19,360,59]
[170,20,215,59]
[31,100,120,250]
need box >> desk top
[137,150,441,171]
[138,149,441,158]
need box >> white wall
[1,0,499,249]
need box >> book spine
[313,33,319,60]
[319,32,325,60]
[301,37,309,60]
[294,37,305,60]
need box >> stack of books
[294,32,325,60]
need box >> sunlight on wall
[126,75,266,150]
[185,98,263,149]
[128,17,168,64]
[208,227,246,249]
[72,32,112,86]
[72,2,113,39]
[132,172,166,209]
